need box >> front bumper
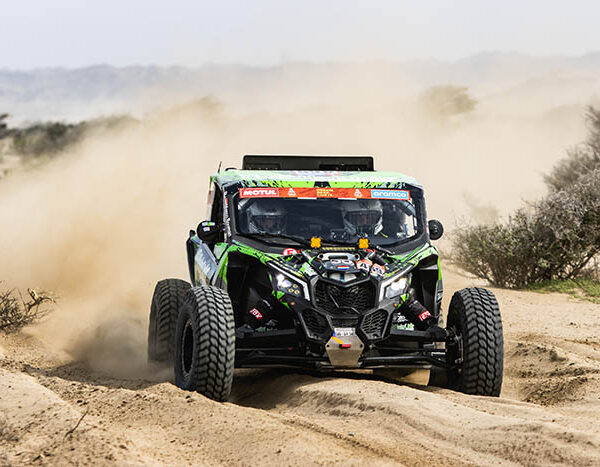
[235,275,446,369]
[235,347,449,370]
[235,326,450,370]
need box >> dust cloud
[0,71,590,377]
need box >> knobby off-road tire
[148,278,191,365]
[446,287,503,396]
[174,286,235,402]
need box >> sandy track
[1,267,600,466]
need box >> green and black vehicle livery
[148,155,504,401]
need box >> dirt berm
[1,267,600,466]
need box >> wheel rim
[181,319,194,377]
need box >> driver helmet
[341,199,383,236]
[247,200,286,234]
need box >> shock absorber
[246,298,276,329]
[398,289,435,330]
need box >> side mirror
[196,220,221,243]
[428,219,444,241]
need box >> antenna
[217,161,223,173]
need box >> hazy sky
[1,0,599,69]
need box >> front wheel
[174,286,235,401]
[148,278,190,365]
[446,287,503,396]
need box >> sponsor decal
[315,187,334,198]
[239,187,411,200]
[370,189,411,200]
[333,327,355,337]
[282,248,299,256]
[248,308,263,319]
[240,187,279,198]
[418,310,432,322]
[370,264,386,276]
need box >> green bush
[452,168,600,288]
[12,122,81,156]
[527,278,600,304]
[7,115,136,157]
[453,106,600,288]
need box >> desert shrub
[9,115,136,157]
[452,212,538,288]
[0,285,55,332]
[544,106,600,192]
[452,169,600,288]
[453,107,600,288]
[12,122,83,156]
[419,86,477,117]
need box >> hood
[271,248,392,285]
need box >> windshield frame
[224,182,429,254]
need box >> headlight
[274,272,307,298]
[277,274,294,289]
[382,275,410,300]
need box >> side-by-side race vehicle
[148,155,504,401]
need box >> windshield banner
[239,187,411,200]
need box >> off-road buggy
[148,155,503,401]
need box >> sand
[1,266,599,466]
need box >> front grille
[331,316,359,328]
[361,309,389,340]
[314,280,375,314]
[301,309,330,340]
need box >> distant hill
[1,52,600,123]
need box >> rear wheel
[148,279,190,365]
[446,287,503,396]
[174,286,235,401]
